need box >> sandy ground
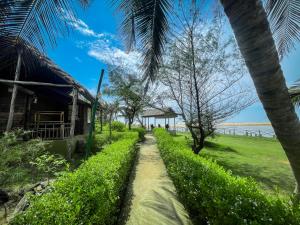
[119,134,192,225]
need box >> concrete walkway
[120,134,192,225]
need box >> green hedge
[131,127,146,141]
[93,131,125,151]
[111,121,126,132]
[153,128,300,225]
[12,132,139,225]
[93,128,145,152]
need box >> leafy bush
[93,131,123,151]
[153,128,300,225]
[12,131,139,225]
[111,121,126,132]
[93,126,145,152]
[30,153,69,181]
[131,127,146,141]
[0,131,67,188]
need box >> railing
[173,125,276,138]
[28,123,71,140]
[215,127,276,138]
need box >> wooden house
[0,42,95,140]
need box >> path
[120,134,192,225]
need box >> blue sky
[47,1,300,123]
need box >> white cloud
[62,9,104,38]
[65,13,142,74]
[68,17,103,38]
[88,41,142,74]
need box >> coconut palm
[290,80,300,107]
[111,0,300,194]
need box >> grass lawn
[173,133,295,195]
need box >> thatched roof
[0,38,95,103]
[142,107,177,118]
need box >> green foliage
[12,132,139,225]
[153,128,300,225]
[30,153,69,181]
[0,131,52,188]
[93,131,124,151]
[131,127,146,141]
[105,69,146,127]
[175,133,295,195]
[0,131,72,190]
[111,121,126,132]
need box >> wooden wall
[0,84,90,136]
[0,84,27,131]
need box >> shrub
[131,127,146,141]
[12,131,139,225]
[111,121,126,132]
[93,131,123,151]
[29,152,69,181]
[0,131,66,188]
[153,128,300,225]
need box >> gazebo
[141,107,177,131]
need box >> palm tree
[290,80,300,107]
[111,0,300,195]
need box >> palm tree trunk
[220,0,300,194]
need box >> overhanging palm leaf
[266,0,300,59]
[0,1,12,24]
[0,0,89,57]
[111,0,171,83]
[290,79,300,107]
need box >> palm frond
[0,0,75,51]
[0,0,91,53]
[111,0,171,82]
[289,79,300,107]
[110,0,139,51]
[0,0,12,24]
[0,0,91,71]
[266,0,300,59]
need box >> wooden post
[24,95,31,130]
[86,69,105,158]
[61,124,65,139]
[70,88,78,137]
[174,117,176,131]
[6,51,22,132]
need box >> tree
[111,0,300,195]
[105,68,146,130]
[160,12,254,153]
[103,101,119,142]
